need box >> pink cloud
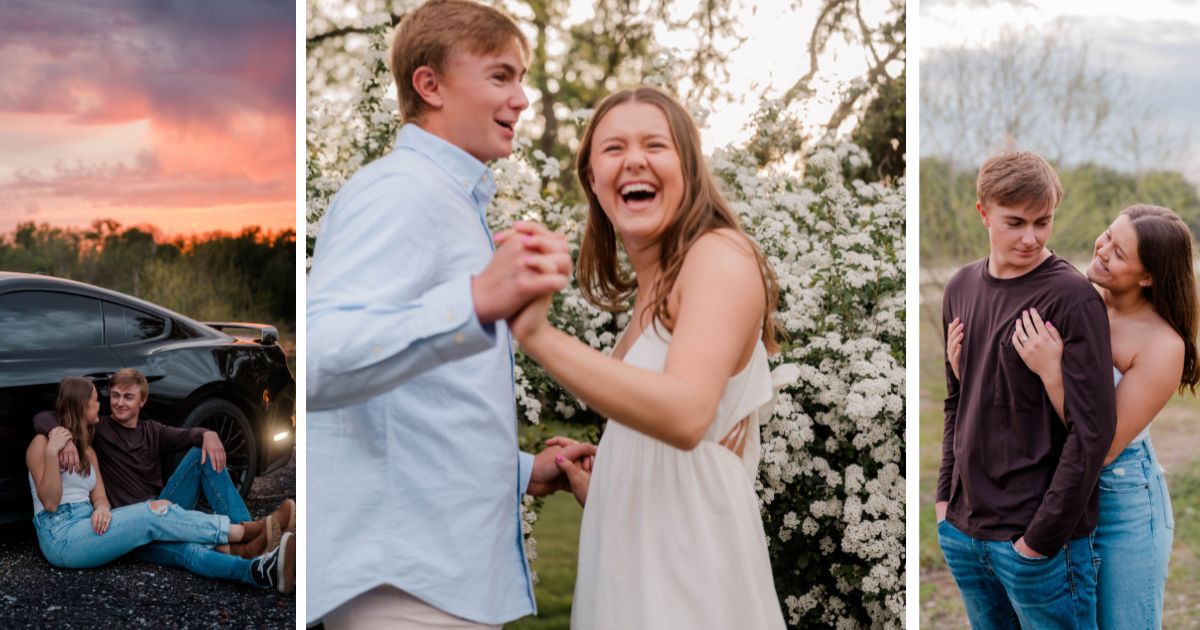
[0,0,295,234]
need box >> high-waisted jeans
[1095,438,1174,629]
[33,499,229,569]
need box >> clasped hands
[470,220,569,343]
[528,437,595,506]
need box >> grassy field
[918,289,1200,627]
[505,491,583,630]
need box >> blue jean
[1095,439,1173,629]
[938,519,1099,629]
[131,447,258,586]
[33,500,229,569]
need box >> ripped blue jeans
[33,499,229,569]
[132,447,259,586]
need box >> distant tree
[919,158,1200,265]
[920,23,1189,172]
[0,222,296,330]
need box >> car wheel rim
[202,411,250,490]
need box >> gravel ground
[0,455,296,629]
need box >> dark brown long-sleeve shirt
[939,254,1115,556]
[33,411,206,508]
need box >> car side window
[0,291,104,351]
[102,301,167,344]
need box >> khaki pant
[322,585,502,630]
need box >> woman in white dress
[506,86,787,629]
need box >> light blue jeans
[938,519,1099,629]
[132,447,260,586]
[1095,438,1173,629]
[33,500,229,569]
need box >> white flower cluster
[307,23,904,628]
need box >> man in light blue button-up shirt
[307,2,593,626]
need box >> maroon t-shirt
[33,411,206,508]
[939,254,1116,555]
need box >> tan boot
[271,498,295,534]
[228,518,272,559]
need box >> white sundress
[570,322,788,630]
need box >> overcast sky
[0,0,295,236]
[920,0,1200,184]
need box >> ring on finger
[1020,335,1029,343]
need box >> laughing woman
[948,205,1199,629]
[506,86,787,629]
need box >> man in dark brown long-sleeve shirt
[936,151,1116,629]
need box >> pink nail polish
[555,454,564,463]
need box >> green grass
[505,491,583,630]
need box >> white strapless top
[28,467,95,515]
[1115,366,1150,445]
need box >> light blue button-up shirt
[306,124,536,625]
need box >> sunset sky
[0,0,295,237]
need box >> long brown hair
[574,86,780,352]
[1123,204,1200,394]
[56,376,96,475]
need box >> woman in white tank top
[948,205,1198,629]
[26,377,260,569]
[505,87,786,629]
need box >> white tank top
[28,467,96,515]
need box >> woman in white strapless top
[507,86,786,629]
[949,205,1198,629]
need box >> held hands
[546,436,593,507]
[200,431,227,473]
[472,221,572,325]
[1011,308,1063,380]
[527,437,596,504]
[58,438,81,474]
[47,427,73,456]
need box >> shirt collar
[395,123,497,207]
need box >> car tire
[183,398,258,497]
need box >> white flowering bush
[307,18,905,629]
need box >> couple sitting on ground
[25,368,296,593]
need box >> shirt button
[445,310,455,321]
[454,333,465,344]
[372,346,381,355]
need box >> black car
[0,272,295,525]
